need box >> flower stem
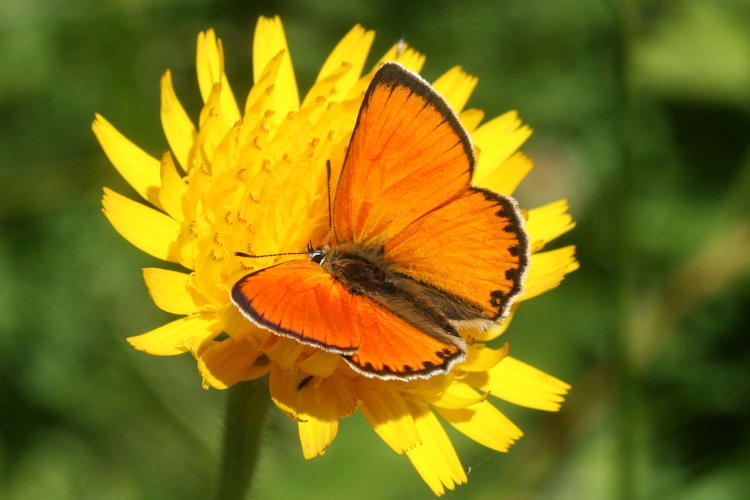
[215,377,272,500]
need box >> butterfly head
[306,241,328,265]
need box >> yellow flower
[94,16,578,495]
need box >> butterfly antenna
[396,37,406,57]
[326,159,338,244]
[234,251,307,258]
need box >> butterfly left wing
[231,259,465,379]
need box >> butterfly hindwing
[231,259,465,379]
[384,187,529,321]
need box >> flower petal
[459,108,484,133]
[263,337,304,369]
[437,399,523,453]
[270,365,356,421]
[196,337,269,389]
[405,402,467,496]
[298,417,339,459]
[196,29,241,127]
[375,42,426,73]
[92,114,162,207]
[253,16,299,119]
[477,151,534,195]
[142,267,199,315]
[315,24,374,102]
[526,199,576,249]
[102,188,180,262]
[358,382,421,454]
[158,152,187,221]
[127,315,219,356]
[520,246,579,301]
[425,381,488,410]
[296,349,341,378]
[160,70,196,171]
[466,356,570,411]
[461,342,510,372]
[432,66,477,113]
[472,111,532,187]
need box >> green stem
[215,377,272,500]
[613,0,638,499]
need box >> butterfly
[231,62,529,381]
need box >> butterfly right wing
[332,62,473,247]
[384,187,529,323]
[231,259,465,379]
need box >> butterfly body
[314,240,467,357]
[232,62,529,380]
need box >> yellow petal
[376,42,426,73]
[92,114,162,207]
[459,108,484,133]
[196,29,240,126]
[244,50,285,119]
[425,381,488,410]
[160,70,196,171]
[298,376,357,421]
[467,356,570,411]
[463,313,513,342]
[102,188,180,262]
[253,16,299,118]
[358,382,420,454]
[473,111,532,187]
[520,245,579,301]
[263,337,304,369]
[298,417,339,459]
[296,349,341,378]
[477,151,534,195]
[269,365,305,420]
[526,199,576,249]
[142,267,199,315]
[405,402,467,496]
[158,152,187,221]
[196,337,269,390]
[461,342,510,372]
[315,24,374,101]
[127,315,219,356]
[432,66,477,113]
[437,399,523,453]
[270,365,356,421]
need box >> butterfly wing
[333,62,473,246]
[231,259,465,379]
[334,62,529,323]
[384,187,529,322]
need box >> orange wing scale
[385,187,529,320]
[333,64,473,247]
[231,259,464,379]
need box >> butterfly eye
[307,246,326,265]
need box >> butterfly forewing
[333,62,474,247]
[231,258,464,379]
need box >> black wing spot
[508,245,521,257]
[490,290,506,308]
[505,268,521,282]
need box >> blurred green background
[2,0,749,498]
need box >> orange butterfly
[232,62,529,380]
